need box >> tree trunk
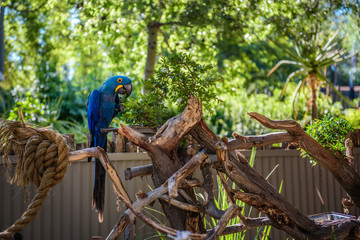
[142,21,160,94]
[309,72,318,121]
[115,97,204,231]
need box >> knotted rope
[0,120,69,239]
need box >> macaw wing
[87,89,101,161]
[87,89,101,136]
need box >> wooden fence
[1,149,359,239]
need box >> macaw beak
[116,83,132,97]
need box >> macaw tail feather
[92,159,106,223]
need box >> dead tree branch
[228,132,294,150]
[206,205,243,240]
[124,164,152,180]
[248,112,360,208]
[201,163,225,219]
[168,151,208,198]
[68,147,131,204]
[213,217,272,236]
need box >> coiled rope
[0,120,69,239]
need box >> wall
[1,149,359,239]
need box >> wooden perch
[68,147,131,204]
[124,164,153,180]
[213,217,271,236]
[106,180,207,240]
[345,138,355,167]
[248,112,360,209]
[168,150,208,198]
[201,163,225,219]
[206,205,243,240]
[160,195,203,213]
[228,132,294,150]
[152,96,203,152]
[190,118,324,238]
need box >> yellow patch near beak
[115,85,123,93]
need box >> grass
[208,147,283,240]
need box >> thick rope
[0,120,69,239]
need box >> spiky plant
[268,31,358,121]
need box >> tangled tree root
[0,120,69,239]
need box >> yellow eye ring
[117,78,122,83]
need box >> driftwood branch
[228,132,294,150]
[106,180,207,240]
[108,97,206,231]
[124,164,152,180]
[201,163,225,219]
[248,112,360,209]
[191,118,323,239]
[168,151,208,198]
[152,96,203,153]
[213,217,272,236]
[206,205,243,240]
[346,138,355,167]
[159,195,203,213]
[68,147,131,204]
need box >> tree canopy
[0,0,359,137]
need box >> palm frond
[271,40,309,65]
[322,30,341,52]
[267,60,304,77]
[334,50,359,63]
[280,68,308,98]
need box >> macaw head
[102,75,132,97]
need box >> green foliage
[155,53,222,110]
[123,52,222,127]
[208,79,344,137]
[343,108,360,129]
[301,114,354,162]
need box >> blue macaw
[87,75,132,222]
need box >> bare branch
[206,205,243,240]
[248,112,360,209]
[160,195,203,213]
[168,151,208,198]
[217,171,236,205]
[124,164,153,180]
[248,112,301,130]
[215,217,272,236]
[201,163,225,219]
[95,147,132,204]
[152,96,203,153]
[68,147,131,204]
[345,138,355,167]
[68,147,99,162]
[107,185,168,240]
[228,132,294,150]
[106,180,206,240]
